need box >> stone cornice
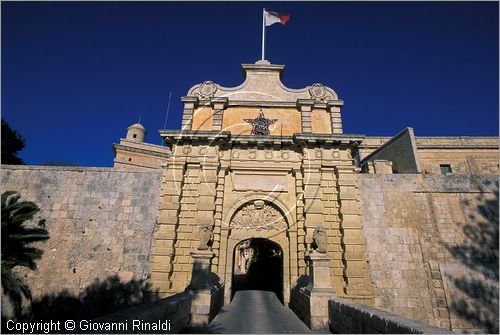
[160,130,365,147]
[293,133,365,146]
[210,97,229,109]
[113,143,171,158]
[160,130,231,144]
[416,144,499,150]
[241,62,285,76]
[230,134,295,145]
[194,100,344,109]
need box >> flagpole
[261,8,265,60]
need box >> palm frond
[1,191,49,318]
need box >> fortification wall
[1,166,162,318]
[359,174,498,333]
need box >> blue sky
[2,1,498,167]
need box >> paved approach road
[205,290,312,334]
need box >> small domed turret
[126,123,146,143]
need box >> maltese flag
[264,10,291,26]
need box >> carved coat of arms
[231,200,284,231]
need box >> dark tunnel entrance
[232,238,284,304]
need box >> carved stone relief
[312,225,327,253]
[244,112,278,135]
[231,200,286,231]
[198,81,217,99]
[197,223,213,250]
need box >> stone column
[210,97,228,131]
[186,250,217,327]
[297,99,315,133]
[304,251,335,330]
[181,97,199,130]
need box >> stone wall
[328,296,450,334]
[361,128,421,173]
[358,136,499,175]
[92,292,191,333]
[1,165,163,319]
[359,174,499,333]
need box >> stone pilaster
[297,99,315,133]
[213,166,226,274]
[335,165,373,303]
[320,165,344,293]
[302,163,323,241]
[169,160,201,292]
[210,97,228,131]
[327,101,343,134]
[293,168,307,275]
[198,149,220,270]
[181,97,199,130]
[150,160,185,296]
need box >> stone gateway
[1,60,498,333]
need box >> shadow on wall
[441,179,499,333]
[2,275,159,326]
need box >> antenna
[138,114,142,123]
[164,91,172,129]
[161,91,172,145]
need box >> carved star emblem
[244,112,278,135]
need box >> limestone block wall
[358,136,499,175]
[1,166,162,307]
[359,174,498,333]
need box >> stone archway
[221,199,293,305]
[232,238,284,303]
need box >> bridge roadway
[202,290,312,334]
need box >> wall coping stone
[1,165,162,174]
[329,296,452,334]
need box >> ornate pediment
[231,200,285,231]
[186,61,340,103]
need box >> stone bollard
[304,251,335,330]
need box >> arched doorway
[220,198,296,305]
[232,238,284,303]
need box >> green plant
[1,191,49,318]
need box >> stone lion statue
[197,223,213,250]
[312,225,327,253]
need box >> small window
[128,158,132,162]
[133,134,137,138]
[440,164,452,174]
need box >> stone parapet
[329,296,451,334]
[92,292,192,334]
